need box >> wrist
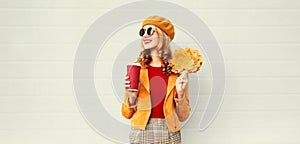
[128,96,136,103]
[176,91,184,98]
[127,91,137,105]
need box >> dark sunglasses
[139,27,155,37]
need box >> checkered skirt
[129,118,181,144]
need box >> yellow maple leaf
[171,48,203,73]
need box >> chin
[143,45,156,50]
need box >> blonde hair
[136,27,173,76]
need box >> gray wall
[1,0,300,143]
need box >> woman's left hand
[175,71,188,98]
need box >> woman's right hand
[125,75,130,90]
[124,75,138,106]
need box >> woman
[122,15,190,144]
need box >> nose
[142,34,150,40]
[143,32,151,38]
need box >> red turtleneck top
[148,65,169,118]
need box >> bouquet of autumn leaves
[170,47,203,74]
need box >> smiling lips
[144,39,152,44]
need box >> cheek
[152,37,159,46]
[152,34,160,45]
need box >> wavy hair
[136,27,173,76]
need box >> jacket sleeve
[174,83,190,122]
[121,91,136,119]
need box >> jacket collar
[139,67,178,97]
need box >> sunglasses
[139,27,155,37]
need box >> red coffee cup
[127,63,141,91]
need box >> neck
[149,48,161,67]
[150,56,161,66]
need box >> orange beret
[142,15,175,40]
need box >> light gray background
[1,0,300,143]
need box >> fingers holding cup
[124,75,130,90]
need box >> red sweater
[148,65,168,118]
